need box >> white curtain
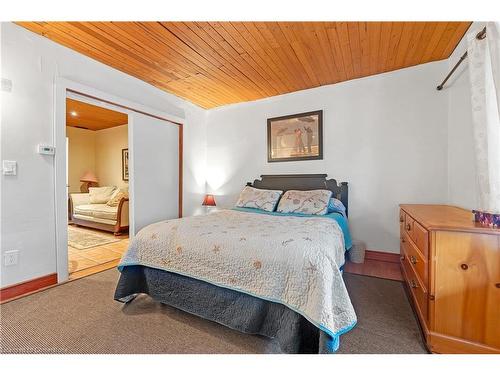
[468,22,500,213]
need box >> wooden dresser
[399,204,500,354]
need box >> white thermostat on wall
[38,144,56,155]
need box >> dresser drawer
[403,212,429,258]
[401,233,428,285]
[412,221,429,257]
[404,214,414,239]
[401,252,428,322]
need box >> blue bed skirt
[115,265,344,353]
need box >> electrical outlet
[4,250,19,266]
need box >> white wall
[182,106,208,217]
[66,127,96,193]
[95,124,129,190]
[205,61,450,253]
[446,24,484,210]
[0,22,206,287]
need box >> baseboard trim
[365,250,400,264]
[69,259,120,281]
[0,273,58,303]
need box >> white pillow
[89,186,116,204]
[277,189,332,215]
[235,186,283,212]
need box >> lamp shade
[202,194,216,207]
[80,171,98,183]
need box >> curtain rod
[436,27,487,91]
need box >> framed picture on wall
[122,148,129,181]
[267,110,323,162]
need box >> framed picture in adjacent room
[267,110,323,162]
[122,148,129,181]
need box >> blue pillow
[328,198,347,217]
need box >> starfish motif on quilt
[162,258,172,266]
[306,261,317,273]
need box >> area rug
[67,226,120,250]
[0,270,427,354]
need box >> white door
[130,113,179,234]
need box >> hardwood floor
[344,259,403,281]
[68,226,129,280]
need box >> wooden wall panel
[17,22,471,109]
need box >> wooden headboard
[247,174,348,216]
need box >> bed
[114,174,357,353]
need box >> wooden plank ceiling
[66,98,128,131]
[19,22,471,109]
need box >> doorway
[66,98,130,279]
[54,79,183,284]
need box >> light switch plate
[2,160,17,176]
[4,250,19,266]
[1,78,12,92]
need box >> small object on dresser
[472,210,500,227]
[348,240,366,264]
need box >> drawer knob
[410,255,417,264]
[410,280,417,289]
[400,255,405,261]
[400,217,404,223]
[495,283,500,289]
[460,263,469,270]
[401,237,406,243]
[406,223,411,230]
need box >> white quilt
[119,209,357,338]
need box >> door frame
[54,78,184,283]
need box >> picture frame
[267,110,323,162]
[122,148,129,181]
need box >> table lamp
[80,171,98,193]
[202,194,216,212]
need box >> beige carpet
[0,270,427,354]
[68,226,120,250]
